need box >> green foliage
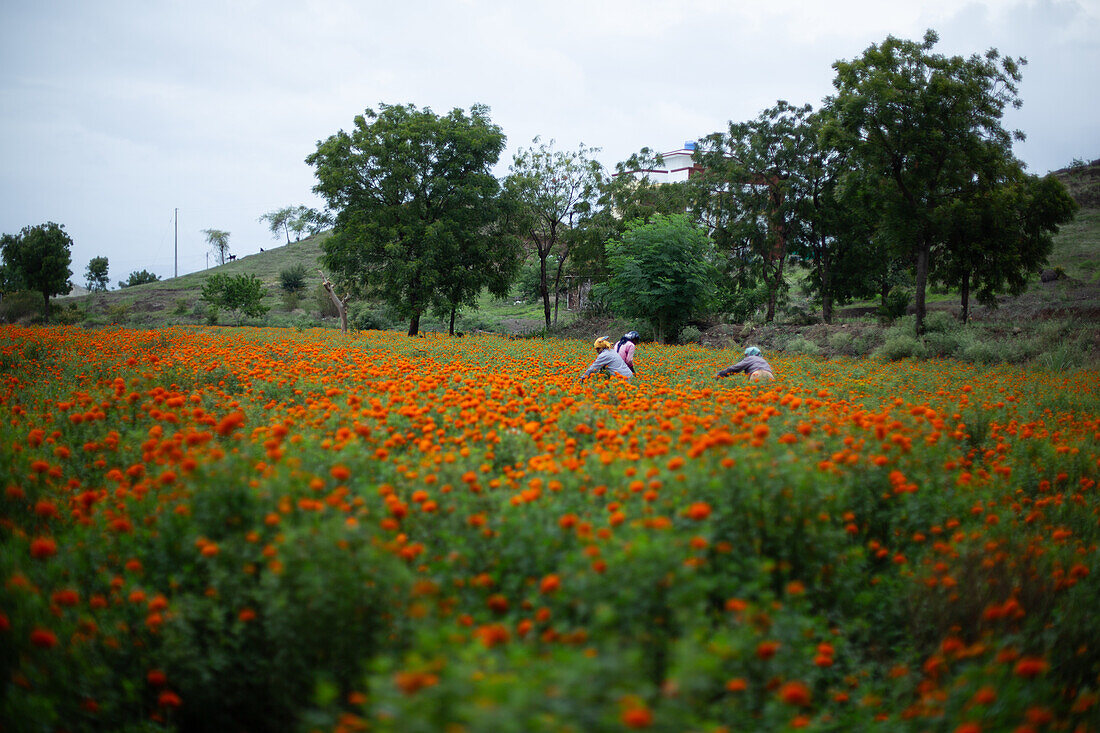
[782,335,822,356]
[0,221,73,314]
[0,290,45,323]
[279,263,308,294]
[201,273,270,324]
[84,256,109,292]
[348,302,393,331]
[118,269,160,288]
[877,288,911,323]
[679,325,703,344]
[599,214,717,343]
[875,330,928,361]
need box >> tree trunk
[449,306,457,335]
[821,258,833,324]
[319,271,349,333]
[407,311,421,337]
[539,254,551,327]
[959,269,970,324]
[913,240,930,335]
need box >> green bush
[877,288,910,323]
[279,264,309,294]
[922,311,957,334]
[349,303,393,332]
[0,290,44,323]
[783,335,822,356]
[875,331,927,361]
[202,273,270,324]
[678,325,703,344]
[827,331,854,355]
[282,291,302,312]
[314,284,340,318]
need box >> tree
[598,215,717,344]
[85,256,109,292]
[828,29,1027,334]
[307,103,508,336]
[119,270,161,288]
[259,207,296,245]
[935,167,1077,322]
[204,229,231,266]
[505,138,604,327]
[0,222,73,315]
[693,101,817,323]
[201,273,269,324]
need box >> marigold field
[1,324,1098,732]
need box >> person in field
[614,331,639,374]
[580,336,634,382]
[716,346,774,382]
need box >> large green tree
[307,103,508,336]
[599,214,717,344]
[505,138,604,327]
[693,101,817,323]
[85,256,109,292]
[0,222,73,314]
[828,29,1027,334]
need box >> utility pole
[174,208,178,278]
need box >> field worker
[614,331,639,374]
[716,346,775,382]
[580,336,634,382]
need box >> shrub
[281,292,302,312]
[202,274,270,324]
[349,303,393,332]
[922,311,957,334]
[279,264,308,294]
[678,325,703,344]
[0,290,44,323]
[875,331,927,361]
[877,288,910,323]
[827,331,854,356]
[783,335,822,356]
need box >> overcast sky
[2,0,1097,284]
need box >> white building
[614,142,702,183]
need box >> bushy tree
[85,256,109,292]
[201,273,269,324]
[0,222,73,315]
[599,214,717,343]
[308,103,511,336]
[119,270,161,288]
[505,138,604,327]
[694,101,817,323]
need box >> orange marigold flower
[30,627,58,648]
[157,690,182,708]
[539,574,561,594]
[685,502,711,521]
[954,724,982,733]
[238,607,257,622]
[30,537,58,559]
[621,705,653,728]
[330,465,351,481]
[726,677,748,692]
[147,669,168,686]
[756,640,780,660]
[778,680,812,707]
[971,686,996,705]
[1013,657,1048,678]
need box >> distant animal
[260,247,265,252]
[228,254,237,261]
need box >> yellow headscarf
[593,336,613,351]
